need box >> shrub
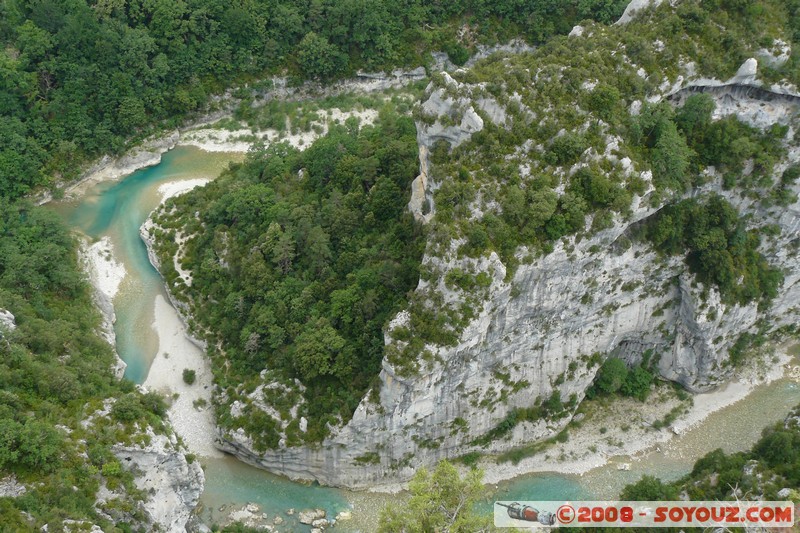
[594,357,629,395]
[621,366,654,401]
[182,369,196,385]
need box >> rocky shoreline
[78,236,127,378]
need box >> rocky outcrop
[408,73,484,223]
[0,309,15,333]
[0,475,26,498]
[113,432,204,533]
[616,0,666,24]
[140,219,209,354]
[417,73,484,148]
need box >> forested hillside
[0,0,630,200]
[0,202,179,531]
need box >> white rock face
[0,309,15,332]
[298,509,326,525]
[214,71,800,489]
[78,239,127,378]
[0,475,25,497]
[757,40,791,68]
[733,58,758,82]
[113,432,204,533]
[418,74,484,148]
[616,0,665,24]
[408,144,433,223]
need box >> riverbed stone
[298,509,325,524]
[311,518,329,528]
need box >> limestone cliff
[113,431,204,533]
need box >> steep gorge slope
[148,0,800,488]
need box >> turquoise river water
[50,146,800,531]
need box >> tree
[621,475,679,500]
[182,368,196,385]
[674,94,715,144]
[595,357,628,395]
[650,121,693,191]
[620,365,653,401]
[578,0,629,24]
[292,318,346,380]
[296,32,346,80]
[378,461,492,533]
[586,84,621,120]
[527,188,558,230]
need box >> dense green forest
[0,201,170,531]
[149,107,425,444]
[0,0,631,200]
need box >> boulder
[298,509,326,525]
[0,309,15,332]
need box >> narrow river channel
[49,146,800,531]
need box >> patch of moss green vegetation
[152,105,425,445]
[471,391,575,447]
[0,201,170,531]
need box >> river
[50,146,800,531]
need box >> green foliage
[620,475,679,500]
[378,461,491,533]
[645,195,783,305]
[548,133,587,166]
[153,112,424,443]
[728,331,766,366]
[0,200,159,530]
[296,32,347,80]
[632,102,694,191]
[182,368,197,385]
[594,357,629,395]
[587,356,654,401]
[620,365,654,401]
[586,84,622,120]
[472,391,568,447]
